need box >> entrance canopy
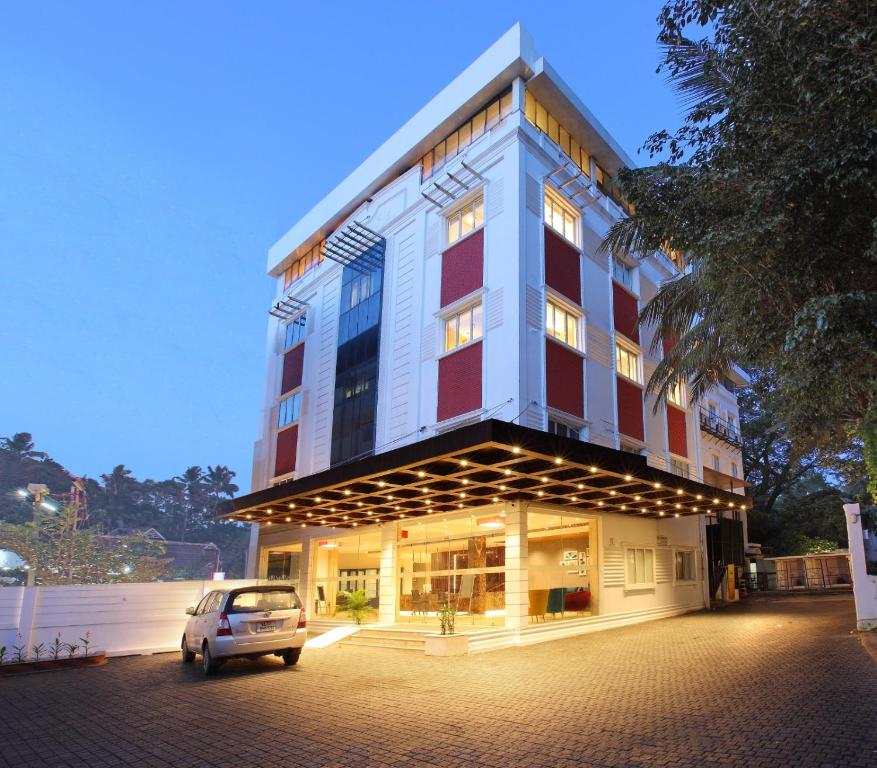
[219,420,748,528]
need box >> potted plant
[425,603,468,656]
[336,588,371,626]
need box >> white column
[844,503,877,631]
[511,76,525,113]
[245,523,260,579]
[378,523,397,625]
[504,501,529,632]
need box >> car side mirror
[185,606,196,616]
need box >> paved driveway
[2,595,875,768]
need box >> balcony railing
[699,409,742,448]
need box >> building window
[612,257,636,293]
[595,164,632,214]
[670,458,690,478]
[726,414,737,438]
[674,550,696,582]
[284,314,307,349]
[667,381,685,408]
[625,547,655,587]
[544,187,579,245]
[730,462,739,479]
[620,442,644,456]
[524,91,591,180]
[421,90,512,180]
[447,197,484,245]
[546,299,579,349]
[283,242,325,289]
[548,419,581,440]
[711,454,721,472]
[615,342,642,384]
[278,391,302,429]
[444,303,483,352]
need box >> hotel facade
[224,25,749,649]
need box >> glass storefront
[397,511,506,628]
[527,510,593,622]
[311,530,382,623]
[264,544,302,585]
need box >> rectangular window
[420,90,512,181]
[284,313,307,349]
[447,196,484,245]
[278,391,302,428]
[524,92,590,180]
[626,547,655,587]
[674,550,695,582]
[612,257,636,293]
[546,299,579,349]
[548,419,581,440]
[544,187,579,245]
[711,454,721,472]
[726,414,737,437]
[615,342,642,384]
[667,381,685,408]
[444,303,483,352]
[730,462,739,479]
[283,242,325,288]
[620,442,644,456]
[670,458,690,478]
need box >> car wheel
[202,642,219,675]
[181,636,195,664]
[282,648,301,666]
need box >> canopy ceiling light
[218,420,748,529]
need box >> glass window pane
[471,111,485,139]
[474,199,484,228]
[434,140,446,168]
[446,131,459,159]
[547,114,559,143]
[559,127,570,156]
[461,206,475,235]
[500,93,512,118]
[448,214,460,243]
[458,122,471,149]
[544,197,552,224]
[567,315,576,347]
[486,100,500,130]
[525,91,536,124]
[644,549,654,581]
[535,103,548,132]
[422,151,433,179]
[445,318,456,351]
[458,309,472,345]
[472,303,483,339]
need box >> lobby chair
[528,589,549,622]
[546,587,565,617]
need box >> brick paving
[1,595,875,768]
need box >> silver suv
[182,585,306,675]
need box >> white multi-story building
[224,24,748,647]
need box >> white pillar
[296,539,312,613]
[378,523,397,625]
[511,76,525,113]
[245,523,260,579]
[844,503,877,631]
[504,501,529,632]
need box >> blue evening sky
[0,2,680,491]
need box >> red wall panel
[666,404,688,458]
[662,332,678,358]
[544,227,581,306]
[281,344,305,394]
[613,283,639,344]
[437,341,482,421]
[616,376,644,441]
[546,339,584,418]
[441,229,484,308]
[274,425,298,477]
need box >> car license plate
[256,621,276,633]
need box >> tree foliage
[602,1,877,479]
[0,433,250,579]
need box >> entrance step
[341,628,429,651]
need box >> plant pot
[0,652,107,676]
[424,633,468,657]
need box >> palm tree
[204,465,239,513]
[174,466,205,541]
[0,433,47,461]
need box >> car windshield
[226,589,301,613]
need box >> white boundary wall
[0,580,262,657]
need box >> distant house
[102,528,221,579]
